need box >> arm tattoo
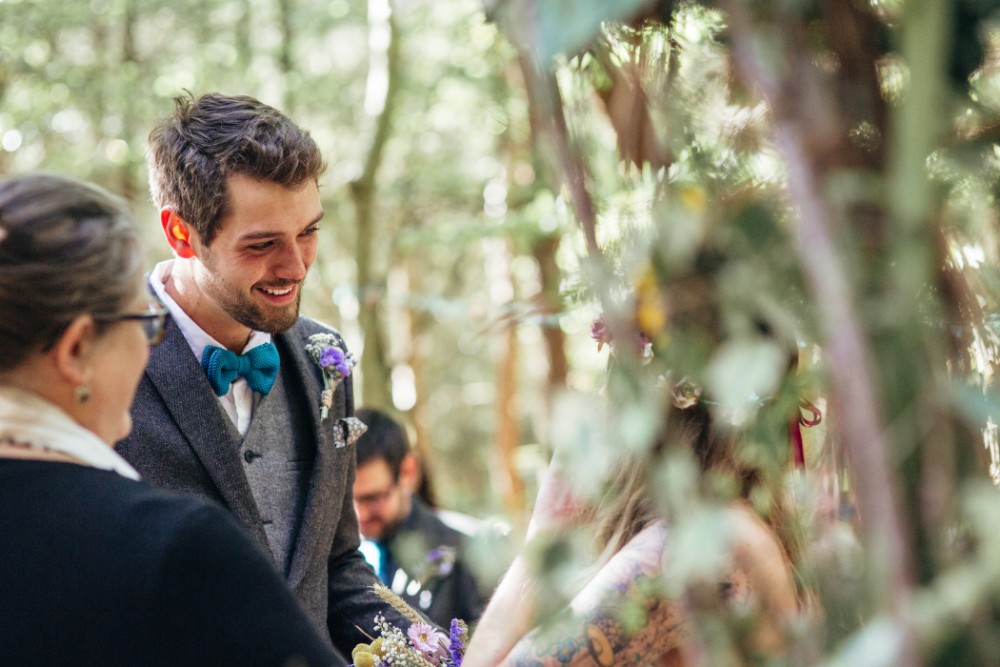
[504,562,686,666]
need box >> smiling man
[115,93,409,662]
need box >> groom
[116,92,409,659]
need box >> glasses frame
[95,304,170,345]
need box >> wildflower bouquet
[351,584,467,667]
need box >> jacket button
[243,449,258,463]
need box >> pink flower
[407,622,447,660]
[591,313,653,358]
[590,314,611,351]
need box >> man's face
[192,174,322,335]
[353,458,408,541]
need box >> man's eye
[301,226,319,237]
[248,241,273,251]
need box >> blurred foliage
[8,0,1000,660]
[480,0,1000,664]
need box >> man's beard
[222,285,301,334]
[201,254,301,334]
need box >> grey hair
[0,173,143,371]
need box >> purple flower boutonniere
[416,546,457,585]
[305,333,357,421]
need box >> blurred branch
[724,3,917,662]
[516,45,641,367]
[517,52,600,257]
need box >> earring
[74,385,91,404]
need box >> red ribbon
[790,400,822,468]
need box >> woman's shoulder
[593,519,670,583]
[722,503,789,566]
[4,461,240,548]
[721,502,799,619]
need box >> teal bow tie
[201,343,280,396]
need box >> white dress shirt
[150,260,273,436]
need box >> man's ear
[160,208,196,259]
[398,453,421,494]
[50,314,97,389]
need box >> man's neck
[164,264,252,352]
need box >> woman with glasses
[0,173,340,666]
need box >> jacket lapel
[277,324,339,588]
[145,319,268,546]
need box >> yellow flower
[679,184,707,214]
[352,643,377,667]
[635,267,667,337]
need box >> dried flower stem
[372,583,428,626]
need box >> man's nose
[274,241,307,280]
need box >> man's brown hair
[146,92,326,246]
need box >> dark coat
[0,461,340,667]
[380,498,491,628]
[116,316,408,660]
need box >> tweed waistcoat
[235,361,316,574]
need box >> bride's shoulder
[724,503,784,555]
[722,503,798,615]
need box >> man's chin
[234,303,300,334]
[361,527,383,541]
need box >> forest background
[5,0,1000,663]
[0,0,579,525]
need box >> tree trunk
[277,0,295,111]
[351,0,401,409]
[495,272,525,519]
[532,234,567,433]
[118,0,140,202]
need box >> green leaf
[704,339,786,422]
[951,382,1000,427]
[488,0,656,63]
[824,617,905,667]
[535,0,655,61]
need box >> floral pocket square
[333,416,367,449]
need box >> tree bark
[495,272,525,519]
[351,0,401,409]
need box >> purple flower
[448,619,467,666]
[637,332,653,358]
[319,346,351,376]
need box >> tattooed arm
[462,554,537,667]
[464,460,594,667]
[497,522,679,667]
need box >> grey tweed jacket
[116,316,406,660]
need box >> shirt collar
[150,259,273,360]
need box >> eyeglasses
[353,487,396,509]
[96,305,170,345]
